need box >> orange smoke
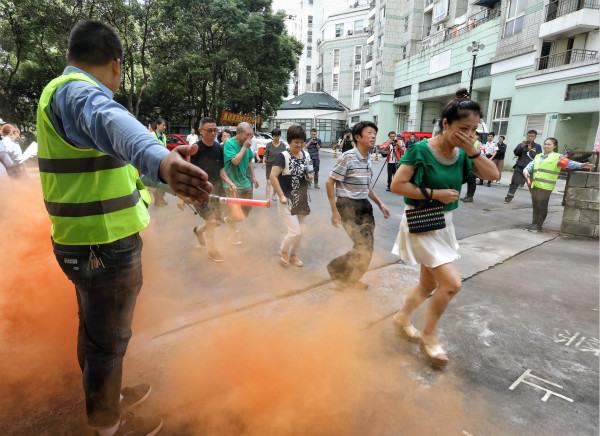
[0,179,79,413]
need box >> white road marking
[509,369,573,403]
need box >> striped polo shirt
[330,147,372,199]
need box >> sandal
[279,252,289,266]
[393,317,420,343]
[419,338,449,367]
[289,255,303,267]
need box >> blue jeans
[53,233,143,428]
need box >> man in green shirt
[223,122,259,244]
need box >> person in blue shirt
[43,20,211,436]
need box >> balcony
[421,8,501,51]
[366,54,373,62]
[540,0,599,38]
[535,49,598,71]
[364,78,372,87]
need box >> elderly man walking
[223,122,259,244]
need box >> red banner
[220,111,262,125]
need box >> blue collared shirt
[524,152,582,174]
[49,66,168,181]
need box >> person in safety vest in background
[380,131,404,191]
[36,19,211,436]
[151,117,169,207]
[523,137,595,232]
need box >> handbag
[406,186,446,234]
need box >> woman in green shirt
[390,89,499,367]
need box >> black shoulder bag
[406,187,446,233]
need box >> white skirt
[392,207,460,268]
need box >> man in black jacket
[504,130,542,203]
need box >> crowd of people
[12,18,594,436]
[0,119,28,183]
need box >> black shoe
[121,384,151,414]
[460,196,473,203]
[314,184,320,189]
[386,187,391,191]
[112,412,163,436]
[503,197,512,204]
[487,181,491,187]
[193,226,206,246]
[523,223,536,231]
[477,180,483,185]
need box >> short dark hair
[199,117,216,127]
[352,121,378,141]
[271,128,281,136]
[410,133,416,137]
[217,130,232,143]
[388,131,396,136]
[499,135,505,140]
[544,137,558,148]
[287,124,306,143]
[437,88,483,131]
[310,128,317,133]
[68,20,123,66]
[344,127,352,133]
[527,130,538,135]
[488,132,495,136]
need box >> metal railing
[421,7,501,51]
[536,49,598,70]
[366,54,373,62]
[364,78,372,87]
[545,0,600,21]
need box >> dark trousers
[327,198,375,284]
[312,158,320,186]
[530,187,552,228]
[387,162,397,188]
[53,234,143,428]
[465,177,477,198]
[506,168,530,198]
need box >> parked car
[166,134,188,151]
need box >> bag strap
[418,186,432,206]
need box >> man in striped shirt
[326,121,390,289]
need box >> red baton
[212,195,271,208]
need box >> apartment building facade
[318,6,370,111]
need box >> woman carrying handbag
[390,89,499,367]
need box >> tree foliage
[0,0,300,131]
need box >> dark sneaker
[523,224,536,231]
[503,197,512,204]
[121,384,151,413]
[460,196,473,203]
[487,181,491,187]
[193,226,206,246]
[314,184,320,189]
[207,250,225,262]
[113,413,163,436]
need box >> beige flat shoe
[393,317,421,343]
[419,338,449,367]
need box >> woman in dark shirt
[262,128,287,202]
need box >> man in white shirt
[480,133,497,187]
[186,128,198,145]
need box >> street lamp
[153,106,162,116]
[467,41,485,97]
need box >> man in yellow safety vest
[37,20,211,436]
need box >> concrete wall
[561,171,599,239]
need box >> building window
[474,63,492,79]
[365,68,371,78]
[307,46,312,58]
[433,0,449,23]
[351,116,360,123]
[353,71,361,90]
[418,71,461,92]
[565,81,600,100]
[354,20,364,34]
[334,49,340,67]
[320,53,324,66]
[332,73,339,91]
[307,31,312,43]
[355,46,362,65]
[526,114,546,137]
[394,85,411,98]
[404,17,409,31]
[380,6,386,21]
[504,0,526,38]
[491,99,511,136]
[308,0,313,4]
[308,15,313,26]
[335,24,344,37]
[306,66,311,85]
[373,115,378,125]
[402,45,407,59]
[376,62,382,84]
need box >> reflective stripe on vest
[37,72,150,245]
[531,152,561,191]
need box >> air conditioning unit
[347,30,354,35]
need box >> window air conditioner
[347,30,353,35]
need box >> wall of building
[493,0,545,62]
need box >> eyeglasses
[202,128,218,133]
